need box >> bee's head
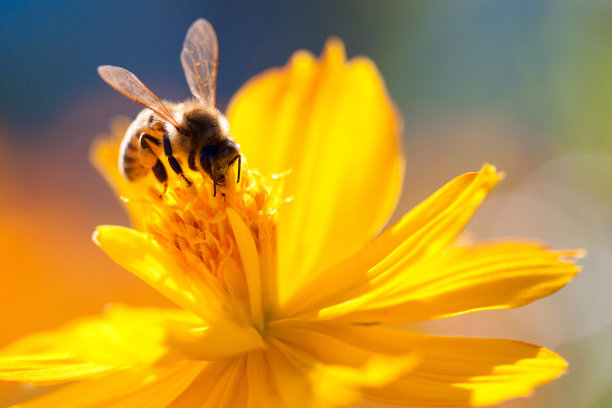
[199,138,240,186]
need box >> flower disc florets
[134,165,279,330]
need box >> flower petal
[315,323,567,407]
[261,341,313,408]
[0,305,194,385]
[365,344,566,407]
[90,119,153,228]
[94,227,264,359]
[11,362,205,408]
[268,337,415,408]
[309,354,415,407]
[246,350,277,408]
[266,326,418,407]
[93,225,218,321]
[165,322,263,362]
[281,164,500,318]
[326,241,582,323]
[268,325,417,370]
[226,208,263,330]
[0,357,114,385]
[167,357,247,408]
[227,39,403,303]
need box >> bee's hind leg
[139,133,167,195]
[139,133,161,168]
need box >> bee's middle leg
[152,159,168,190]
[163,134,193,186]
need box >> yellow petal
[166,322,263,362]
[0,305,195,385]
[93,225,221,321]
[310,356,414,407]
[329,240,582,323]
[268,325,415,369]
[0,356,114,385]
[90,118,153,229]
[267,326,418,407]
[90,117,128,195]
[366,344,566,407]
[168,357,247,408]
[227,39,403,304]
[244,340,337,408]
[94,226,264,359]
[246,350,278,408]
[267,336,415,408]
[12,361,205,408]
[226,208,263,330]
[314,323,567,406]
[281,164,500,318]
[264,340,314,408]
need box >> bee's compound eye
[220,146,233,156]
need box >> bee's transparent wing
[180,18,218,107]
[97,65,181,130]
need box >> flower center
[139,165,278,327]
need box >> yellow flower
[0,39,582,408]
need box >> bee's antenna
[211,166,217,197]
[234,155,241,183]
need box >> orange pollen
[138,166,278,319]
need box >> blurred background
[0,0,610,407]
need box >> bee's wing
[180,18,218,107]
[97,65,182,130]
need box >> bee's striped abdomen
[119,131,149,181]
[118,110,164,181]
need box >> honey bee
[98,19,240,196]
